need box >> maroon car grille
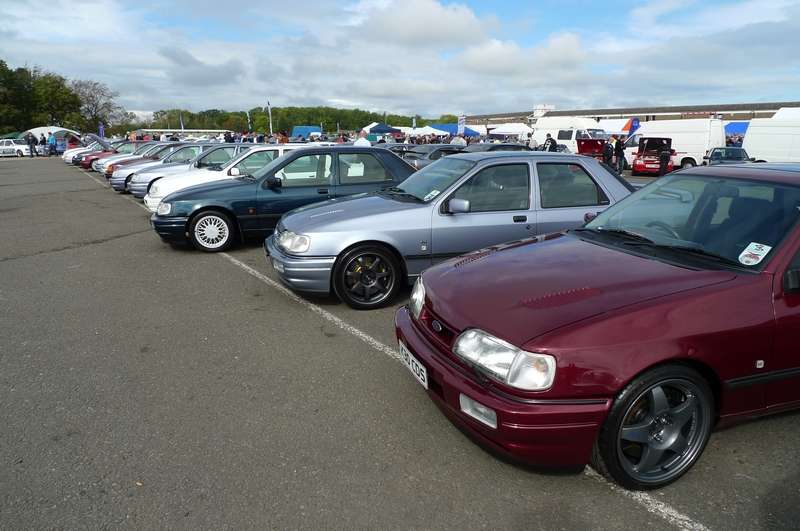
[418,306,457,351]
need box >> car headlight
[409,278,425,320]
[453,329,555,391]
[156,202,172,216]
[277,230,310,253]
[150,185,160,196]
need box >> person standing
[353,130,371,147]
[39,133,47,148]
[658,140,672,177]
[613,135,626,174]
[543,133,557,152]
[26,133,37,157]
[47,132,57,156]
[603,138,614,165]
[450,134,466,146]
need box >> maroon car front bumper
[395,306,611,468]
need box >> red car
[632,137,675,175]
[78,141,140,169]
[396,164,800,489]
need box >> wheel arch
[680,157,697,168]
[620,357,722,418]
[187,205,243,242]
[331,239,408,290]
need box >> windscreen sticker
[423,190,441,202]
[739,242,772,266]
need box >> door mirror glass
[785,269,800,293]
[448,198,470,214]
[266,175,282,189]
[584,211,598,223]
[229,167,241,176]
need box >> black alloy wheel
[592,364,713,490]
[333,245,401,310]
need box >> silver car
[266,151,634,309]
[128,143,251,198]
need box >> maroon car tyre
[592,364,713,490]
[189,210,234,252]
[333,244,401,310]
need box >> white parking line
[584,468,710,531]
[80,169,152,212]
[73,164,708,531]
[219,252,402,362]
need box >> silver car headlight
[156,202,172,216]
[453,329,555,391]
[409,278,425,320]
[150,184,160,196]
[277,230,310,253]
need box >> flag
[267,101,273,136]
[179,112,184,131]
[246,110,252,131]
[412,116,417,129]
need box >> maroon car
[396,164,800,489]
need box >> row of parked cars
[63,137,800,491]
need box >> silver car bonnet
[281,192,428,233]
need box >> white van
[531,117,607,153]
[742,117,800,163]
[622,119,725,169]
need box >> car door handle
[513,215,527,223]
[317,188,329,194]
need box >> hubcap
[195,216,229,248]
[616,379,709,484]
[343,253,394,304]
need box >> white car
[0,139,34,157]
[144,144,302,212]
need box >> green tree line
[137,108,457,135]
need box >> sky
[1,0,799,117]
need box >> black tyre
[188,210,235,252]
[333,244,401,310]
[592,364,713,490]
[16,150,23,157]
[681,159,696,169]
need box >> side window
[537,163,609,209]
[199,147,235,167]
[238,146,251,154]
[277,154,333,187]
[451,164,530,212]
[429,150,443,160]
[575,130,590,139]
[557,130,573,141]
[168,146,200,162]
[235,150,276,173]
[338,153,391,184]
[625,135,640,148]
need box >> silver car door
[534,160,612,234]
[429,161,535,262]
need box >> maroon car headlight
[453,329,555,391]
[409,278,425,320]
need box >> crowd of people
[22,131,58,157]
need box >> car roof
[677,163,800,185]
[448,151,581,162]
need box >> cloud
[0,0,798,118]
[158,48,244,87]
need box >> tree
[70,79,124,132]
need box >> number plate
[271,258,285,273]
[399,341,428,389]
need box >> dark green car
[150,146,415,251]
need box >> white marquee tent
[487,122,533,136]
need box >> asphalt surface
[1,157,798,530]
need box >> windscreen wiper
[623,242,745,268]
[380,187,422,201]
[571,227,653,243]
